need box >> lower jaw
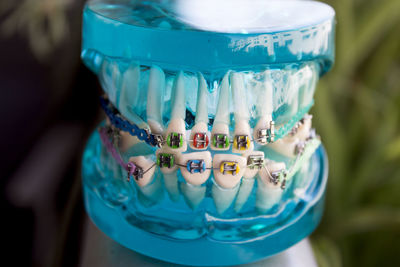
[81,129,328,266]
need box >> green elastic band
[275,100,314,140]
[286,138,321,181]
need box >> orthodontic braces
[100,96,314,150]
[100,124,318,190]
[99,126,156,181]
[100,96,164,147]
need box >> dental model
[212,154,247,214]
[164,71,188,152]
[256,161,287,214]
[128,156,162,204]
[147,66,166,144]
[267,114,313,158]
[178,151,212,209]
[230,72,254,153]
[210,74,231,151]
[254,70,275,145]
[189,73,210,150]
[234,151,264,212]
[156,149,180,202]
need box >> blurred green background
[311,0,400,266]
[1,0,399,266]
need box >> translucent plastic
[82,130,328,265]
[80,0,334,265]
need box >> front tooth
[232,120,253,153]
[189,122,210,150]
[210,123,230,150]
[178,150,211,209]
[212,154,247,189]
[156,149,180,202]
[234,151,265,212]
[230,72,253,153]
[178,151,212,186]
[189,74,210,150]
[165,72,187,152]
[256,161,286,213]
[211,73,231,151]
[147,66,165,135]
[212,154,247,214]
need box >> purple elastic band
[99,127,136,174]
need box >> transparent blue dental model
[81,0,335,265]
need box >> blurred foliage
[311,0,400,266]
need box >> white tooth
[180,183,206,210]
[230,72,249,121]
[156,149,180,202]
[189,122,209,150]
[212,154,246,214]
[298,64,317,109]
[234,178,255,213]
[211,73,231,151]
[119,63,145,127]
[165,118,187,152]
[147,66,165,135]
[178,151,212,186]
[212,154,247,189]
[189,73,210,150]
[253,115,274,145]
[256,161,286,213]
[285,138,321,181]
[100,60,119,105]
[136,170,164,206]
[128,156,156,187]
[267,137,300,158]
[243,151,265,179]
[267,115,313,157]
[212,181,240,214]
[296,115,312,141]
[232,120,253,153]
[253,70,274,145]
[170,71,186,120]
[195,73,209,125]
[164,72,187,152]
[210,123,230,151]
[234,151,264,212]
[230,72,253,153]
[256,70,274,116]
